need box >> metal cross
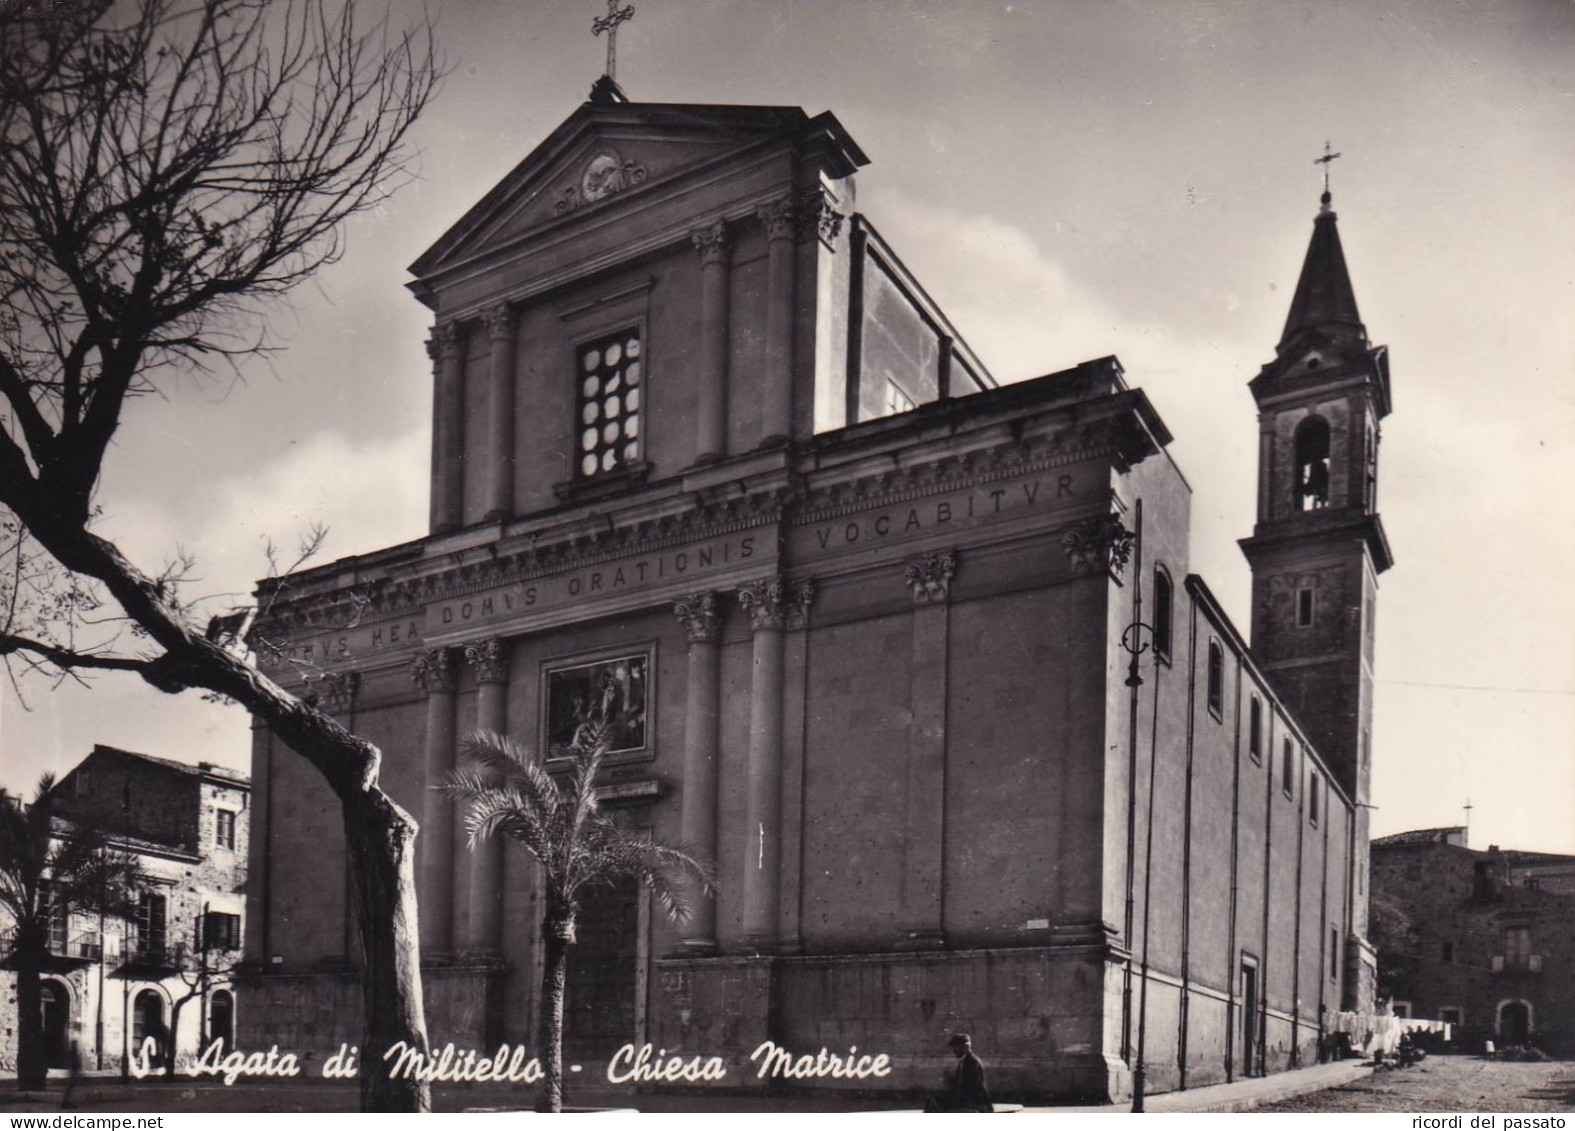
[1314,140,1342,195]
[593,0,636,83]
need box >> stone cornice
[793,420,1137,527]
[255,490,790,639]
[252,406,1156,642]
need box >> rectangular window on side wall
[1206,640,1223,719]
[215,809,236,850]
[1330,925,1340,980]
[1282,738,1295,799]
[1153,569,1173,662]
[575,328,643,479]
[1297,587,1315,627]
[1309,774,1321,825]
[203,911,242,952]
[1249,696,1263,763]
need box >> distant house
[1372,827,1574,1054]
[1,746,248,1076]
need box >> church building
[240,76,1393,1101]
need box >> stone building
[241,82,1392,1101]
[1,746,249,1077]
[1373,829,1575,1054]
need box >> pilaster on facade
[482,303,519,522]
[463,637,510,963]
[691,219,731,463]
[429,321,468,535]
[675,591,723,954]
[411,646,460,954]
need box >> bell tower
[1240,184,1392,969]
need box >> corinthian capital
[904,550,957,605]
[410,647,457,695]
[737,576,815,632]
[482,303,516,343]
[307,671,360,715]
[464,637,510,685]
[1061,514,1136,579]
[427,321,465,365]
[690,220,729,266]
[756,195,798,242]
[674,591,721,643]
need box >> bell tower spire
[1240,174,1393,941]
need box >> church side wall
[1099,454,1355,1096]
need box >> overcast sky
[3,0,1572,855]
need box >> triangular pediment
[410,101,864,282]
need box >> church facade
[240,83,1391,1101]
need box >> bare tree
[162,903,243,1077]
[0,0,438,1111]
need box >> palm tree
[0,775,143,1091]
[445,729,712,1113]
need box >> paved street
[1258,1056,1574,1113]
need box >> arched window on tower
[1294,416,1332,511]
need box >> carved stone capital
[464,637,510,685]
[307,671,360,715]
[904,550,957,605]
[756,195,798,242]
[427,321,465,366]
[738,576,814,632]
[690,220,729,267]
[482,303,515,343]
[797,188,844,245]
[1061,514,1136,579]
[410,647,457,695]
[674,591,721,643]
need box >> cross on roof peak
[593,0,636,84]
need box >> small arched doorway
[208,989,235,1053]
[1498,1000,1532,1046]
[132,988,168,1070]
[39,980,72,1070]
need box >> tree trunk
[342,787,430,1113]
[536,905,574,1113]
[14,940,45,1092]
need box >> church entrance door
[565,876,640,1062]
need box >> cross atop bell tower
[1240,176,1393,802]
